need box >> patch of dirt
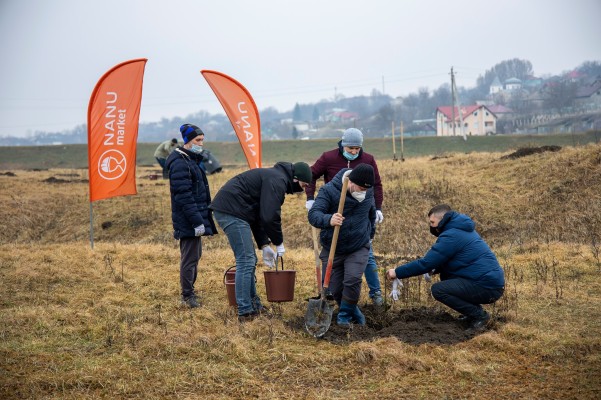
[0,171,16,176]
[501,145,561,160]
[288,305,498,345]
[42,176,88,184]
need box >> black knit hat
[180,124,204,144]
[293,162,312,183]
[348,163,374,188]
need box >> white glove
[262,246,276,268]
[276,243,285,257]
[389,278,403,301]
[305,200,314,211]
[375,210,384,224]
[424,273,432,283]
[194,224,205,236]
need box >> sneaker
[181,296,200,309]
[238,312,259,323]
[468,313,490,331]
[371,291,384,306]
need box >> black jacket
[166,147,217,239]
[210,162,300,247]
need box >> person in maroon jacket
[305,128,385,305]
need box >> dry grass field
[1,144,600,399]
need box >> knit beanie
[180,124,204,144]
[341,128,363,147]
[348,163,374,188]
[293,162,312,183]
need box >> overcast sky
[0,0,599,138]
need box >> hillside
[1,144,600,398]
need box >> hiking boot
[371,291,384,306]
[238,312,259,323]
[468,313,490,331]
[181,296,200,309]
[336,300,366,327]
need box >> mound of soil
[289,305,496,345]
[42,176,89,184]
[0,171,16,176]
[501,145,561,160]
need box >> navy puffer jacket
[166,147,217,239]
[308,168,376,255]
[394,212,504,289]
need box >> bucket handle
[275,255,284,271]
[223,265,236,285]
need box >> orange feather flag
[201,70,262,168]
[88,58,147,202]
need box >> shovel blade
[304,298,333,337]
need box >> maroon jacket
[305,141,384,209]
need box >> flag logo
[98,149,127,180]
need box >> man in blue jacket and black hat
[387,204,504,330]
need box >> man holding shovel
[210,161,312,322]
[308,163,376,327]
[305,128,385,306]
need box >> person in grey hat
[210,161,312,322]
[304,128,386,305]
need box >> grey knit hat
[341,128,363,147]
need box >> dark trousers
[431,278,504,319]
[156,157,168,179]
[180,237,202,298]
[320,245,369,305]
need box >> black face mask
[292,181,303,193]
[430,226,440,237]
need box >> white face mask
[351,190,367,202]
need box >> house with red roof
[436,105,497,136]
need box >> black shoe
[468,313,490,331]
[457,315,471,322]
[181,296,200,309]
[238,312,259,323]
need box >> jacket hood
[438,211,475,233]
[273,161,299,194]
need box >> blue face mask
[190,145,203,154]
[343,151,359,160]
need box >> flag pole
[89,202,94,249]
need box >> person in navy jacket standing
[166,124,217,309]
[387,204,504,330]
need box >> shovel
[305,176,349,337]
[311,226,322,295]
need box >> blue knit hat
[180,124,204,144]
[341,128,363,147]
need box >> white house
[436,105,497,136]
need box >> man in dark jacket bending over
[387,204,504,330]
[210,161,312,322]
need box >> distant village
[4,60,601,146]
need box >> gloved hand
[262,246,276,268]
[389,278,403,301]
[375,210,384,224]
[194,224,205,236]
[424,272,432,283]
[276,243,285,257]
[305,200,314,210]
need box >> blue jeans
[213,211,263,316]
[156,157,167,178]
[431,278,504,319]
[364,245,381,297]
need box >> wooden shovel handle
[311,226,322,292]
[323,176,349,288]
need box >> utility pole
[450,66,466,140]
[392,121,397,161]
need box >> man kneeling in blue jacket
[387,204,504,330]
